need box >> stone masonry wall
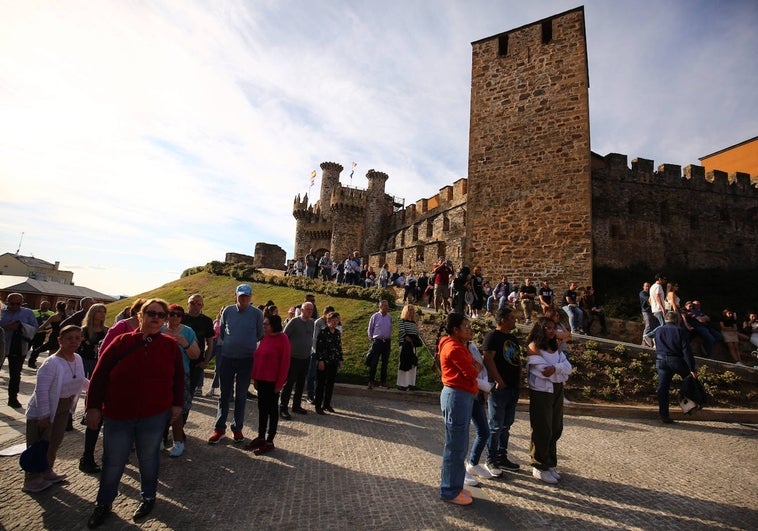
[253,243,286,270]
[465,7,593,289]
[592,153,758,271]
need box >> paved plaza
[1,364,757,530]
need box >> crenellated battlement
[330,186,367,212]
[289,7,757,282]
[593,152,757,195]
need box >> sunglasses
[168,311,184,317]
[144,310,167,319]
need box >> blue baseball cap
[236,284,252,296]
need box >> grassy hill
[106,271,757,408]
[104,271,442,390]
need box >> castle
[292,7,757,287]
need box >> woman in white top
[23,325,88,493]
[526,317,572,484]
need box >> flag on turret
[350,161,357,180]
[310,169,317,187]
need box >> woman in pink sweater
[247,314,290,454]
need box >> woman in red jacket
[247,314,290,454]
[437,312,480,506]
[85,299,184,529]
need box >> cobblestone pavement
[1,364,757,530]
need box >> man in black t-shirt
[183,294,215,396]
[481,308,523,476]
[519,278,537,324]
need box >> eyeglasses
[189,300,203,305]
[263,321,271,327]
[6,301,21,306]
[144,310,167,319]
[168,311,184,317]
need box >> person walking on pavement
[279,302,314,419]
[654,311,698,424]
[208,284,263,444]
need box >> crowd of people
[436,309,572,505]
[2,260,755,519]
[639,273,756,366]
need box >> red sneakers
[254,441,275,455]
[232,429,244,443]
[208,430,225,444]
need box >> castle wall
[592,153,758,271]
[225,252,253,264]
[465,7,593,289]
[253,243,286,270]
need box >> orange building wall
[699,136,758,183]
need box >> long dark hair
[433,312,468,374]
[526,316,559,352]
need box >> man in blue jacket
[654,311,697,424]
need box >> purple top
[368,311,393,340]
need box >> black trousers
[315,363,339,408]
[280,357,309,410]
[7,354,25,400]
[256,380,279,441]
[368,339,391,384]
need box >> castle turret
[319,162,343,222]
[363,169,390,258]
[329,187,367,262]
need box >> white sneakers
[483,461,503,477]
[466,462,494,479]
[169,441,185,457]
[464,471,479,486]
[532,467,559,484]
[548,467,561,480]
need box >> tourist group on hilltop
[1,258,755,520]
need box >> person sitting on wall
[681,300,717,358]
[561,282,584,334]
[579,286,608,335]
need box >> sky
[1,0,756,297]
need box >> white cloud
[1,0,755,295]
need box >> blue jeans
[562,305,583,332]
[656,356,689,418]
[646,311,666,339]
[641,310,655,338]
[440,386,474,500]
[692,325,717,356]
[215,355,253,432]
[97,409,170,506]
[468,393,490,465]
[487,386,519,463]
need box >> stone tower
[329,186,366,262]
[319,162,343,222]
[465,6,592,288]
[364,169,390,258]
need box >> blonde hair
[400,304,416,321]
[82,303,108,342]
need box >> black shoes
[497,457,520,471]
[87,505,111,529]
[292,406,308,415]
[324,406,335,413]
[8,398,22,408]
[661,417,675,424]
[133,498,155,521]
[279,409,292,420]
[79,456,102,474]
[28,360,37,369]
